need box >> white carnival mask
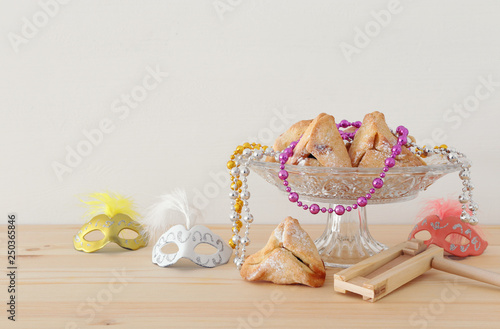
[153,224,231,267]
[142,189,231,268]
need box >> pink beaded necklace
[277,121,409,215]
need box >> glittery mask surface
[409,215,487,257]
[152,225,231,267]
[74,214,147,252]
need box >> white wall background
[1,0,499,227]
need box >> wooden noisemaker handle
[432,257,500,287]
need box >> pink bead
[288,192,299,203]
[303,205,308,210]
[352,204,358,210]
[289,141,298,149]
[396,126,408,136]
[279,153,289,163]
[340,120,350,128]
[284,148,293,157]
[385,157,395,168]
[380,172,386,178]
[280,165,285,170]
[392,145,401,156]
[366,193,371,199]
[357,197,367,207]
[334,205,345,215]
[372,178,384,189]
[353,121,362,128]
[321,207,327,213]
[346,206,352,212]
[398,135,407,146]
[369,188,375,194]
[297,201,303,207]
[286,187,291,192]
[310,204,320,215]
[383,167,389,172]
[278,170,289,180]
[328,208,334,213]
[283,181,288,186]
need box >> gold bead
[227,160,236,170]
[235,220,243,230]
[440,144,448,149]
[230,180,242,190]
[236,146,244,154]
[228,239,236,249]
[243,142,251,149]
[230,155,235,160]
[234,203,242,213]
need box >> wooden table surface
[1,224,499,329]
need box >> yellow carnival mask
[74,192,147,253]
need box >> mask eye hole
[194,243,218,255]
[161,243,179,254]
[414,230,432,241]
[118,229,139,240]
[445,233,471,246]
[83,230,105,242]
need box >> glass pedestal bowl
[249,154,465,268]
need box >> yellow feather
[82,192,139,220]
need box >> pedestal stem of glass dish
[314,204,387,268]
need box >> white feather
[141,189,199,242]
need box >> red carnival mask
[408,215,487,257]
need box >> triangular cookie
[240,216,326,287]
[349,111,425,167]
[266,119,312,162]
[288,113,352,167]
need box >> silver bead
[464,182,474,191]
[240,191,250,200]
[232,235,241,244]
[264,148,273,156]
[461,162,471,169]
[469,216,479,225]
[274,153,280,162]
[243,214,254,223]
[459,170,470,180]
[460,211,470,223]
[241,167,250,176]
[233,257,240,265]
[232,227,239,234]
[241,237,250,246]
[229,212,239,221]
[253,150,263,160]
[242,148,252,158]
[236,258,244,268]
[229,191,238,199]
[447,153,458,163]
[468,202,479,212]
[230,167,240,177]
[458,193,469,204]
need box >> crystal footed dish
[249,154,466,267]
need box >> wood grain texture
[1,225,500,328]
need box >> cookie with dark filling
[240,216,326,287]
